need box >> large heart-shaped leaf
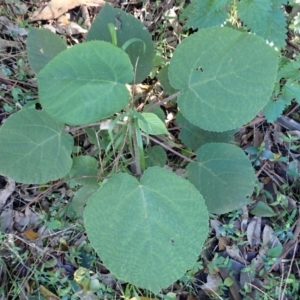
[84,167,209,293]
[27,27,67,74]
[86,3,155,83]
[187,143,255,214]
[38,41,134,126]
[0,109,73,184]
[169,27,278,132]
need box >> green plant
[0,2,280,294]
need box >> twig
[279,244,297,300]
[146,134,193,162]
[145,91,180,112]
[269,212,300,272]
[67,121,103,134]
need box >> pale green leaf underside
[65,156,98,185]
[67,184,99,219]
[145,146,167,168]
[86,4,155,83]
[139,113,169,135]
[157,65,178,95]
[176,112,236,150]
[84,167,209,293]
[187,143,255,214]
[169,27,278,132]
[38,41,134,126]
[0,109,73,184]
[27,27,67,74]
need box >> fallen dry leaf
[30,0,109,21]
[23,229,39,240]
[0,16,28,36]
[0,204,14,233]
[199,273,222,295]
[0,178,15,210]
[246,216,261,248]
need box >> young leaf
[237,0,287,48]
[250,201,277,217]
[187,143,256,214]
[65,156,98,185]
[84,167,209,294]
[176,112,236,151]
[184,0,230,29]
[169,27,278,132]
[0,109,73,184]
[281,80,300,104]
[38,41,134,126]
[144,104,165,122]
[138,113,169,135]
[86,3,155,83]
[263,99,286,123]
[277,58,300,81]
[27,27,67,74]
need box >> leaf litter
[0,0,300,299]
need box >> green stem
[131,121,142,177]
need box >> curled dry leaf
[262,224,282,248]
[225,246,245,264]
[13,206,40,232]
[199,273,223,295]
[56,20,88,35]
[0,16,28,36]
[0,178,15,210]
[30,0,108,21]
[23,229,39,240]
[0,204,13,233]
[246,216,262,248]
[241,206,249,232]
[210,219,222,238]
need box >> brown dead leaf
[56,19,88,35]
[30,0,108,21]
[23,229,39,240]
[218,236,229,251]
